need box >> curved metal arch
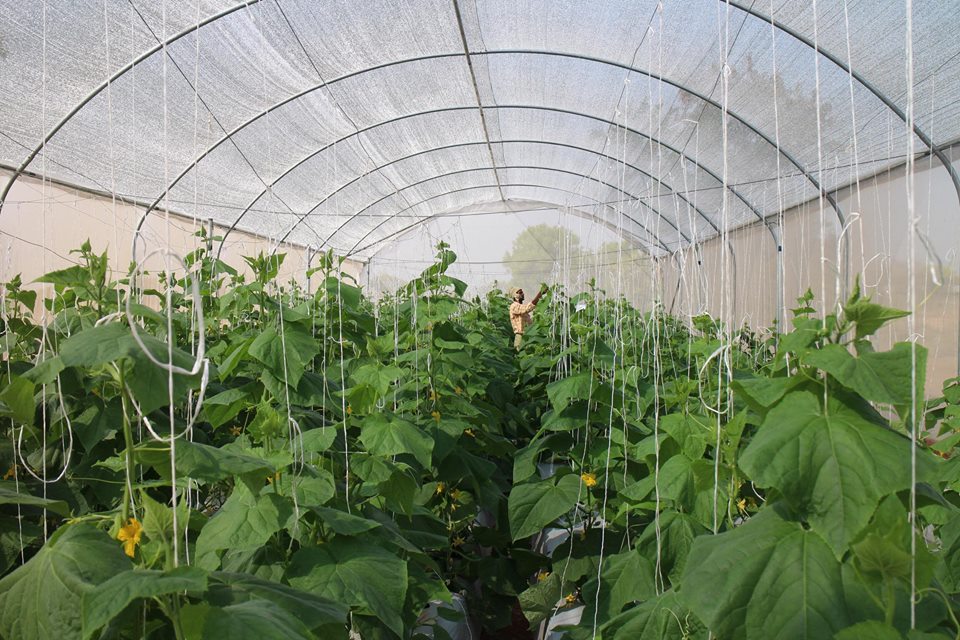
[348,184,667,259]
[277,164,676,255]
[475,50,844,229]
[132,53,465,234]
[132,49,830,237]
[727,0,960,209]
[0,0,264,214]
[280,137,723,237]
[263,104,770,255]
[257,138,711,249]
[210,105,738,260]
[6,6,945,226]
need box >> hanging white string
[15,372,73,485]
[841,0,868,288]
[0,239,26,561]
[714,0,733,545]
[904,0,919,628]
[38,0,51,539]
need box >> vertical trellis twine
[904,0,919,628]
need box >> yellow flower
[449,488,462,502]
[2,465,16,480]
[229,425,242,436]
[564,593,577,605]
[464,429,476,438]
[452,535,466,547]
[454,386,463,395]
[536,569,551,582]
[736,498,747,515]
[581,472,597,488]
[266,471,281,484]
[435,482,446,495]
[429,389,437,401]
[117,518,143,558]
[346,405,353,415]
[431,410,441,423]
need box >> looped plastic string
[126,358,210,442]
[16,374,73,484]
[95,311,125,326]
[125,248,206,377]
[913,220,944,288]
[833,212,862,315]
[860,252,887,289]
[697,343,732,417]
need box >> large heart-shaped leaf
[195,483,292,570]
[546,373,593,412]
[286,538,407,637]
[59,323,202,412]
[681,507,850,640]
[138,440,273,486]
[804,343,926,406]
[580,548,656,623]
[601,590,705,640]
[208,572,348,628]
[180,600,316,639]
[0,375,34,425]
[509,474,581,541]
[0,524,129,640]
[740,391,934,555]
[359,415,433,468]
[0,486,69,516]
[82,567,207,639]
[634,510,708,586]
[248,324,318,388]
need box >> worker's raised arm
[531,285,547,305]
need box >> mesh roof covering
[1,0,958,260]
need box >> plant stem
[883,577,896,626]
[119,368,135,523]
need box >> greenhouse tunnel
[1,1,959,639]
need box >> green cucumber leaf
[180,600,315,640]
[509,474,580,541]
[248,324,318,388]
[311,507,381,536]
[82,567,207,639]
[833,620,903,640]
[359,415,434,469]
[0,523,129,640]
[195,483,292,570]
[601,590,706,640]
[681,507,850,640]
[741,391,936,556]
[0,375,34,425]
[287,538,407,637]
[804,343,926,406]
[0,486,69,516]
[208,572,348,628]
[546,373,593,412]
[580,548,656,622]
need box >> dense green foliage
[1,237,958,639]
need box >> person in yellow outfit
[509,285,545,350]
